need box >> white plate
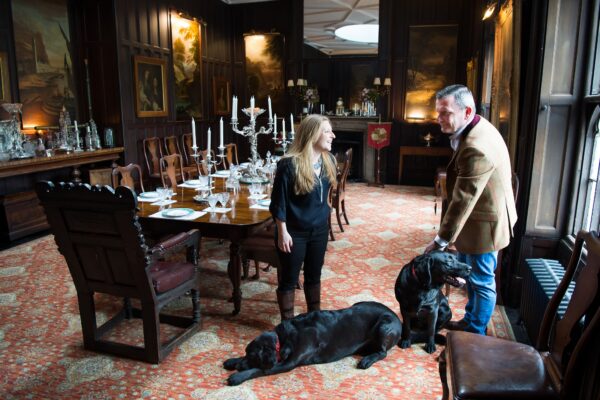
[214,170,229,176]
[240,162,250,168]
[186,179,206,186]
[161,208,194,218]
[139,191,159,198]
[257,199,271,206]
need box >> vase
[307,101,314,114]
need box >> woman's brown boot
[276,289,295,321]
[304,283,321,312]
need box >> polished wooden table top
[137,178,272,232]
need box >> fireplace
[328,116,378,182]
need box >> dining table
[136,174,273,315]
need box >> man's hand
[424,240,442,254]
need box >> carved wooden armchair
[36,181,202,363]
[439,230,600,399]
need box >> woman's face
[313,121,335,153]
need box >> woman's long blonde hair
[284,115,337,195]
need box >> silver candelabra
[231,106,273,183]
[272,130,294,154]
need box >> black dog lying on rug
[394,251,471,354]
[223,301,402,385]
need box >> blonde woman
[269,114,337,321]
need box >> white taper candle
[219,117,224,148]
[192,117,197,148]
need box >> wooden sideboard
[0,147,123,243]
[398,146,453,184]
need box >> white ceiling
[223,0,379,56]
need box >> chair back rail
[160,153,186,190]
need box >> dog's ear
[422,256,433,286]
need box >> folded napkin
[138,196,160,203]
[178,182,210,189]
[203,207,232,214]
[249,204,270,210]
[150,199,177,206]
[248,194,268,200]
[149,210,206,220]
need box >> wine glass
[207,195,218,211]
[156,187,168,203]
[219,192,230,208]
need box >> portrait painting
[213,77,231,116]
[134,56,168,118]
[11,0,74,128]
[404,25,457,121]
[0,52,9,103]
[171,12,202,119]
[244,33,284,114]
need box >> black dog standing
[394,251,471,353]
[223,302,402,386]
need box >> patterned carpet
[0,183,513,399]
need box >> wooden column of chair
[224,143,239,170]
[36,181,202,364]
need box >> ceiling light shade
[334,24,379,44]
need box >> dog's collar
[411,262,419,280]
[274,333,281,362]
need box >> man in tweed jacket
[424,85,517,335]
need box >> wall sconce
[373,76,391,96]
[287,78,307,96]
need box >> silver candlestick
[231,106,273,183]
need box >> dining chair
[36,181,202,364]
[143,137,165,185]
[165,135,200,178]
[439,230,600,399]
[160,153,187,191]
[329,147,352,238]
[224,143,239,170]
[111,163,146,194]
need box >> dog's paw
[223,358,238,370]
[227,373,245,386]
[399,339,411,349]
[424,342,436,354]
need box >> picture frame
[213,77,231,116]
[134,55,169,118]
[404,25,457,122]
[244,32,284,114]
[0,52,10,102]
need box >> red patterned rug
[0,183,513,399]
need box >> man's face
[436,96,471,134]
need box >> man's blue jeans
[457,251,498,335]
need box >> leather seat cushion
[150,261,194,293]
[445,331,558,399]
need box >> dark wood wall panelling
[380,0,483,185]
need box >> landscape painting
[404,25,457,121]
[171,12,202,119]
[244,33,284,114]
[12,0,75,128]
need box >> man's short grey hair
[436,85,476,112]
